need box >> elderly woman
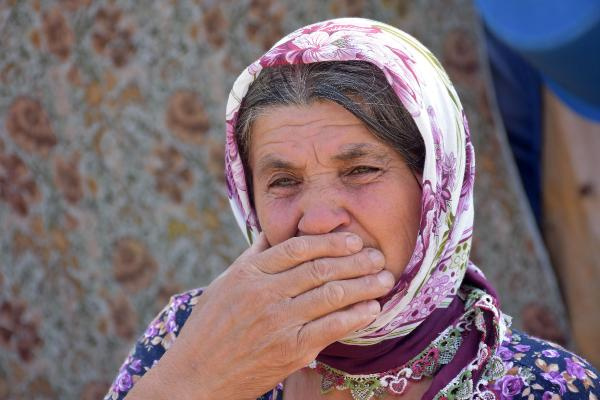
[105,18,599,400]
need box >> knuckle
[228,261,256,282]
[242,252,268,274]
[321,314,347,339]
[309,259,332,284]
[324,282,346,306]
[283,237,308,261]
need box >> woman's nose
[297,188,351,235]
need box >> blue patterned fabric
[104,289,599,399]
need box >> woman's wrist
[124,346,213,400]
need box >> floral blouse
[104,289,600,400]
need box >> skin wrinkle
[251,103,395,179]
[250,101,422,281]
[255,145,393,183]
[236,62,426,210]
[332,143,392,163]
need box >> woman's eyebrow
[255,154,298,176]
[333,143,391,162]
[255,144,390,175]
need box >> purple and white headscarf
[225,18,508,399]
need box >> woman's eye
[347,166,380,175]
[269,177,298,188]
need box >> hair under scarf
[225,18,508,400]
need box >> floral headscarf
[225,18,507,400]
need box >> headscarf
[225,18,508,400]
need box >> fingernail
[377,270,395,288]
[367,300,380,316]
[368,249,384,266]
[346,235,362,252]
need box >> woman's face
[249,101,422,280]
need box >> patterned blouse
[104,289,600,400]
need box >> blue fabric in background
[475,0,600,121]
[484,27,543,224]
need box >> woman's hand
[125,232,394,400]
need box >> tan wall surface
[543,89,600,367]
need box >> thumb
[245,232,270,256]
[215,232,268,282]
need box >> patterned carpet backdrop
[0,0,568,398]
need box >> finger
[245,232,270,256]
[252,233,363,274]
[216,232,269,281]
[298,300,381,351]
[277,248,385,298]
[290,270,395,322]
